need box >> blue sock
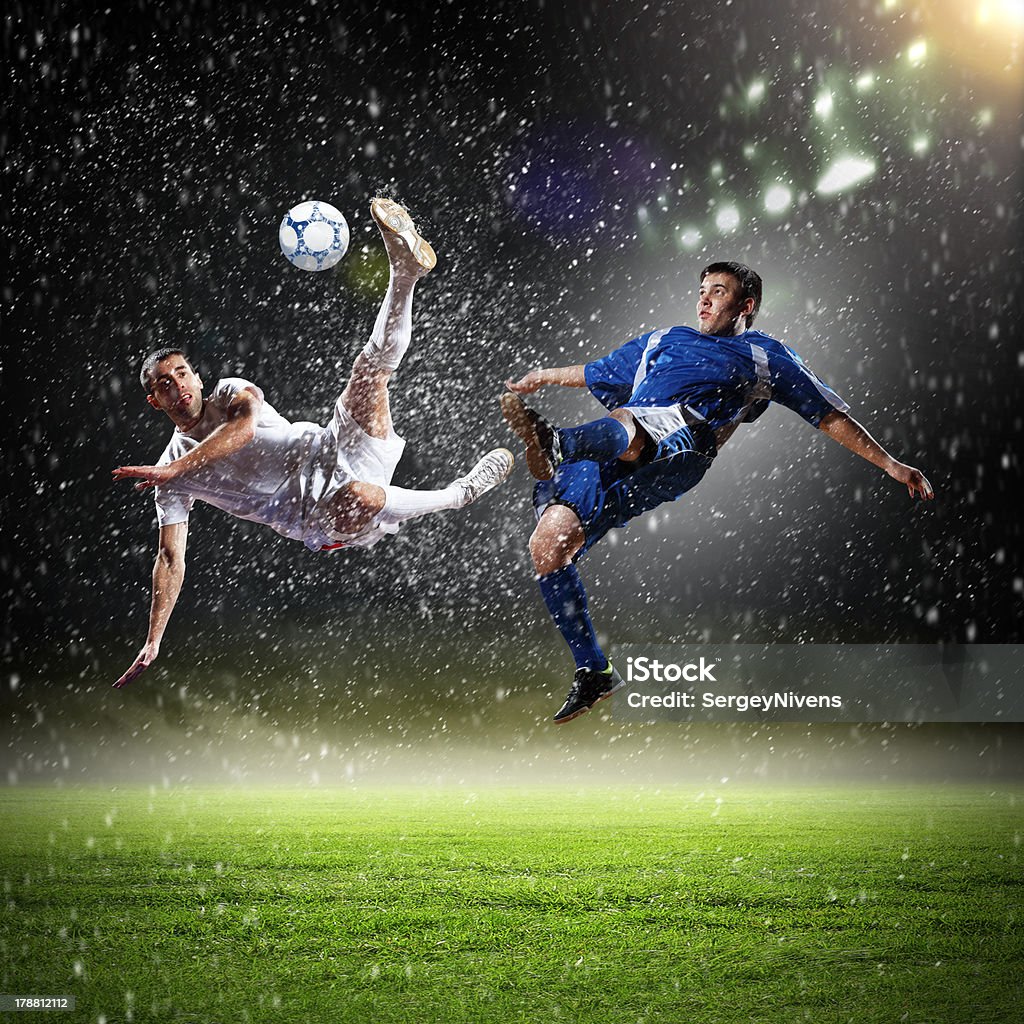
[558,417,630,463]
[537,565,609,671]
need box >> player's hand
[889,463,934,500]
[112,464,178,491]
[505,369,548,394]
[113,642,160,688]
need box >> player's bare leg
[531,503,626,723]
[322,200,510,538]
[341,198,435,440]
[324,480,388,535]
[530,504,586,574]
[318,448,514,539]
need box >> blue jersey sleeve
[584,331,651,411]
[768,344,849,426]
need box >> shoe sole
[500,392,556,481]
[553,677,627,724]
[370,198,437,271]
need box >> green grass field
[0,786,1020,1023]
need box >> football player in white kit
[112,198,513,688]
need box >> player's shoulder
[745,329,802,360]
[212,375,262,394]
[209,377,265,406]
[663,324,703,342]
[744,328,784,347]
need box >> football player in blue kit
[502,261,934,723]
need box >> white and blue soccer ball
[279,200,350,272]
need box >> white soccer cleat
[370,197,437,275]
[451,448,515,507]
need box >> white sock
[377,482,465,525]
[361,274,416,371]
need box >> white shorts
[624,403,704,443]
[300,397,406,551]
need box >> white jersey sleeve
[153,483,194,527]
[153,437,194,526]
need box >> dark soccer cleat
[500,391,563,481]
[553,664,627,724]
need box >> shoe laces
[567,667,593,698]
[451,450,509,505]
[470,450,511,487]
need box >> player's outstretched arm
[114,522,188,688]
[112,389,261,490]
[818,410,934,500]
[506,365,587,394]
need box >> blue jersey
[584,326,849,446]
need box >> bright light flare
[906,39,928,65]
[816,155,877,195]
[918,0,1022,84]
[976,0,1024,27]
[714,206,741,233]
[814,91,834,119]
[679,226,702,249]
[763,184,793,214]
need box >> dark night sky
[3,0,1022,688]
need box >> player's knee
[343,480,385,513]
[328,481,386,534]
[610,408,637,439]
[610,410,648,462]
[530,508,584,575]
[531,529,568,575]
[352,352,393,383]
[620,431,648,462]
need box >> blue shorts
[533,425,716,557]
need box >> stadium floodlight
[763,184,793,214]
[976,1,1024,27]
[906,39,928,65]
[679,226,702,249]
[714,205,741,233]
[816,155,877,195]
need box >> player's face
[146,357,204,425]
[697,272,754,335]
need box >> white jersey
[152,377,407,551]
[153,378,321,543]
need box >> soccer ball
[279,200,350,272]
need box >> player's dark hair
[700,261,763,327]
[139,347,195,391]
